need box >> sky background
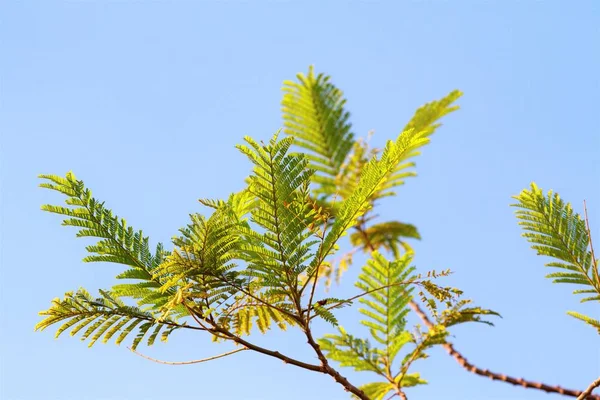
[1,2,599,400]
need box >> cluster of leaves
[36,173,183,350]
[513,183,599,332]
[36,66,497,400]
[319,253,430,398]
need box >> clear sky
[1,2,599,400]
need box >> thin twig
[306,214,330,323]
[318,278,425,314]
[128,347,247,365]
[383,366,407,400]
[303,192,346,321]
[577,376,600,400]
[395,335,429,391]
[584,200,598,284]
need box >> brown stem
[183,302,316,370]
[184,286,366,398]
[384,366,407,400]
[210,307,368,397]
[210,324,324,372]
[578,376,600,400]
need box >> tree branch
[209,324,324,372]
[409,301,600,400]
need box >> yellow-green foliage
[513,183,600,332]
[36,67,498,400]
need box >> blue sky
[1,2,599,400]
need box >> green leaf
[235,132,318,308]
[35,289,183,348]
[39,172,172,312]
[282,66,355,197]
[356,252,415,364]
[567,311,600,333]
[513,182,599,331]
[309,127,435,278]
[357,382,393,400]
[395,372,427,387]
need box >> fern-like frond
[333,137,376,200]
[374,90,462,200]
[403,90,462,140]
[154,189,269,323]
[199,189,257,223]
[356,252,415,364]
[35,289,186,350]
[306,127,433,281]
[282,66,354,197]
[236,133,318,302]
[513,183,599,330]
[567,311,600,334]
[39,172,172,311]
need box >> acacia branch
[409,301,600,400]
[184,302,325,371]
[128,347,247,365]
[354,224,600,399]
[188,293,369,398]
